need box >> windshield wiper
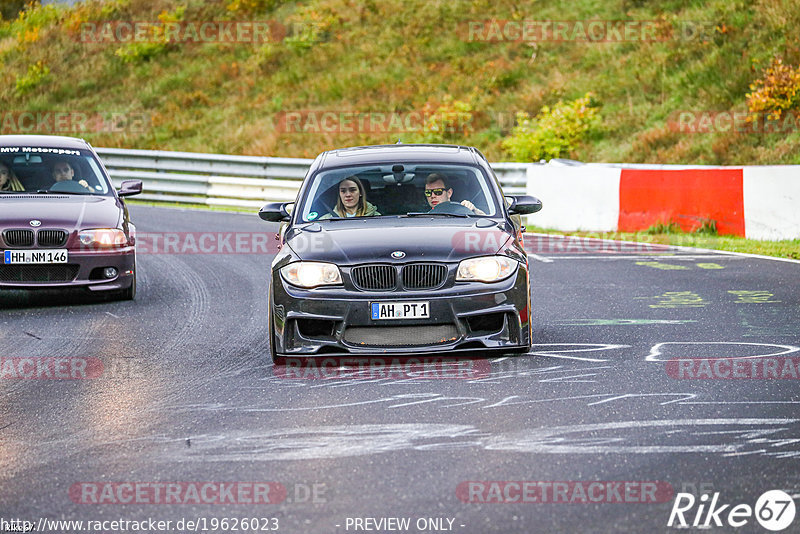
[316,216,387,221]
[405,212,471,218]
[36,190,91,195]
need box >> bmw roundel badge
[391,251,406,259]
[29,220,42,227]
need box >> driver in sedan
[424,173,485,215]
[51,160,92,191]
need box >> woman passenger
[0,162,25,191]
[322,176,380,218]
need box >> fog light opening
[103,267,118,279]
[466,312,506,334]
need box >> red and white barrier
[743,166,800,241]
[527,163,800,240]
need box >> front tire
[116,262,136,301]
[268,287,282,364]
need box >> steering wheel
[49,181,90,194]
[429,201,474,215]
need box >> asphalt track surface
[1,205,799,533]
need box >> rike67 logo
[668,490,796,531]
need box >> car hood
[0,195,122,230]
[285,218,514,264]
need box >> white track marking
[646,341,800,362]
[525,232,800,264]
[527,254,554,263]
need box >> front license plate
[3,249,68,264]
[371,301,430,320]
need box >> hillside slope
[1,0,799,163]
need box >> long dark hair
[0,161,24,191]
[334,176,368,216]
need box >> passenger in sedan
[0,162,25,191]
[320,176,380,218]
[424,173,486,215]
[51,160,92,191]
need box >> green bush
[501,93,600,162]
[746,58,800,120]
[11,1,61,36]
[15,60,49,95]
[1,1,61,43]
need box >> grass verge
[526,226,800,260]
[126,199,257,214]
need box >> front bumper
[0,246,135,291]
[271,264,531,356]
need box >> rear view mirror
[259,202,294,222]
[506,195,543,215]
[118,180,143,197]
[13,155,43,165]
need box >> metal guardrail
[95,147,530,208]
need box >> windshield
[299,163,499,222]
[0,147,112,196]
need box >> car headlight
[456,256,518,283]
[78,229,128,248]
[280,261,342,288]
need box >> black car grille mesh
[402,263,448,289]
[343,325,459,346]
[0,264,79,283]
[4,230,34,247]
[37,230,68,247]
[351,263,449,291]
[351,265,396,291]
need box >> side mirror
[507,195,542,215]
[259,202,294,222]
[118,180,143,197]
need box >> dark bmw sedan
[259,144,542,360]
[0,135,142,300]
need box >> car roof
[0,135,92,150]
[316,144,484,168]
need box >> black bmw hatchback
[259,144,542,361]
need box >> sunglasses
[424,188,447,197]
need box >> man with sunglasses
[51,159,93,191]
[424,173,486,215]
